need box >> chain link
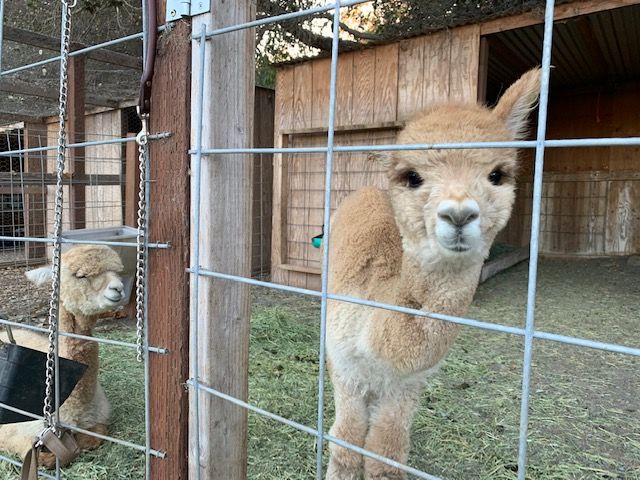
[135,118,149,362]
[43,0,75,431]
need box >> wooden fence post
[191,1,255,478]
[147,2,191,478]
[67,55,85,230]
[23,123,47,262]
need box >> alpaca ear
[493,68,541,139]
[368,151,395,170]
[25,266,53,286]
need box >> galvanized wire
[517,1,555,477]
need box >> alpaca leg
[326,378,369,480]
[0,420,44,462]
[363,393,419,480]
[74,423,107,451]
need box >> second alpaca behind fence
[0,245,125,468]
[326,69,541,479]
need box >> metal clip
[136,116,149,146]
[34,426,54,449]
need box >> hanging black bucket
[0,325,88,424]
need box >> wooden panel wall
[84,109,123,228]
[499,84,640,255]
[45,109,123,251]
[272,27,480,289]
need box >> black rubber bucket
[0,342,87,424]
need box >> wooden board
[606,180,640,253]
[191,1,255,477]
[84,109,123,228]
[22,123,47,261]
[373,43,399,123]
[252,88,275,276]
[271,68,294,286]
[480,0,640,35]
[147,7,191,479]
[398,37,425,119]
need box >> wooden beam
[191,0,255,478]
[480,246,530,283]
[280,120,404,136]
[480,0,640,35]
[0,172,122,186]
[22,123,47,260]
[147,2,191,478]
[67,55,86,229]
[0,78,118,108]
[2,25,142,70]
[124,133,139,228]
[0,112,44,123]
[477,36,489,103]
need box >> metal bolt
[170,9,177,17]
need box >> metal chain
[135,118,149,362]
[43,0,76,432]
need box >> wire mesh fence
[188,1,640,480]
[0,1,165,478]
[0,0,638,479]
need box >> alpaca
[325,69,541,479]
[0,245,125,468]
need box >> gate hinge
[166,0,210,22]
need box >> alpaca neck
[59,306,99,406]
[369,251,485,373]
[396,252,483,316]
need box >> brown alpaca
[0,245,125,468]
[326,69,541,479]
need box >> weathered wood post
[191,1,255,478]
[147,1,192,478]
[67,55,85,229]
[23,123,47,262]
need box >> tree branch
[257,0,362,52]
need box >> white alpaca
[0,245,125,468]
[326,69,541,479]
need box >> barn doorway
[481,4,640,257]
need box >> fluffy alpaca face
[380,69,541,266]
[26,245,125,316]
[59,266,125,316]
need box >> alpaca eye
[404,170,423,189]
[488,169,504,186]
[76,273,87,279]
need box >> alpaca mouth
[447,245,470,253]
[104,293,123,303]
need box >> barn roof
[273,0,619,67]
[0,2,142,124]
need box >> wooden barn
[271,0,640,290]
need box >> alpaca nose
[108,280,124,294]
[437,200,480,228]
